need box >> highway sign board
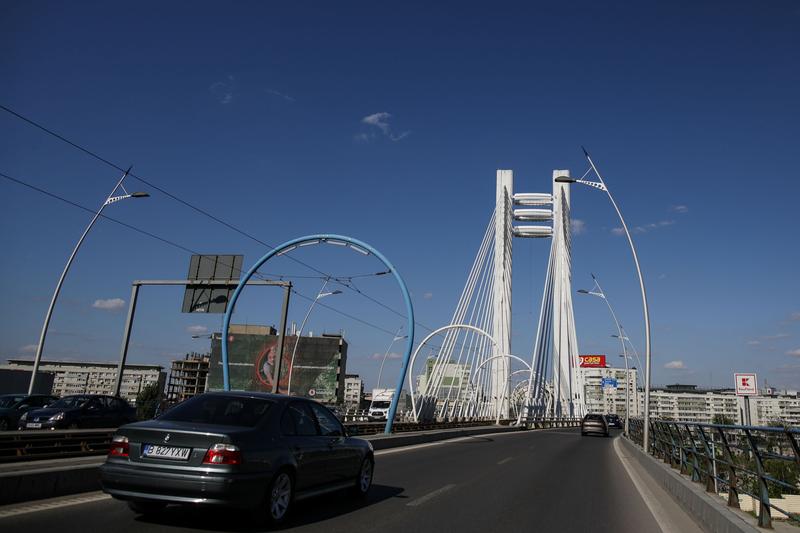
[734,373,758,396]
[601,377,618,388]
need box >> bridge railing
[628,418,800,528]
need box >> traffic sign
[734,373,758,396]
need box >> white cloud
[266,88,295,102]
[664,360,686,369]
[791,312,800,321]
[186,325,208,335]
[762,333,790,340]
[671,205,689,213]
[423,292,433,300]
[371,352,402,360]
[210,75,236,104]
[20,344,38,353]
[658,273,667,280]
[92,298,126,311]
[571,219,587,235]
[746,340,761,346]
[787,348,800,357]
[359,112,410,142]
[612,220,675,236]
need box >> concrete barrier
[619,437,764,533]
[0,424,529,506]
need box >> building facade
[579,366,639,417]
[344,374,364,409]
[166,353,210,404]
[1,359,165,405]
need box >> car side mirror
[18,404,30,410]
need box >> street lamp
[370,328,408,412]
[28,168,148,394]
[286,280,342,395]
[576,275,631,436]
[556,147,652,451]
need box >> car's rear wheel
[353,456,374,497]
[267,470,293,523]
[127,500,166,515]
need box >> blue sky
[1,1,798,392]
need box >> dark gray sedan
[100,392,374,524]
[581,413,609,437]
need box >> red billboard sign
[579,355,607,368]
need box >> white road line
[374,429,532,456]
[0,492,111,519]
[613,437,688,533]
[406,484,457,507]
[497,457,514,465]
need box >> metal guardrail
[0,428,115,462]
[629,418,800,528]
[0,416,581,463]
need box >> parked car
[0,394,58,430]
[581,413,609,437]
[100,392,374,524]
[605,413,622,429]
[18,394,135,430]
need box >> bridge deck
[0,429,702,533]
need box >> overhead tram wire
[0,103,436,334]
[0,170,411,341]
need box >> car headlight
[19,412,28,421]
[49,412,65,422]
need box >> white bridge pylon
[409,169,584,422]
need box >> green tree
[136,382,162,420]
[712,414,735,425]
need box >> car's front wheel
[353,456,374,497]
[267,470,293,523]
[127,500,166,515]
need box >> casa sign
[734,373,758,396]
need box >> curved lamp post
[555,148,652,451]
[28,167,149,394]
[370,328,407,412]
[221,234,414,434]
[577,273,630,436]
[286,279,341,395]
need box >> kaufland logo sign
[734,373,758,396]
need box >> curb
[619,437,761,533]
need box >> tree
[712,414,735,425]
[136,382,162,420]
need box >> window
[310,403,343,437]
[286,402,318,436]
[280,410,296,436]
[159,395,273,427]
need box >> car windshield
[0,395,25,408]
[372,401,390,409]
[49,396,91,409]
[159,395,273,427]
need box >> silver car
[581,413,609,437]
[100,392,374,524]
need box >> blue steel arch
[221,234,415,434]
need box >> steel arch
[221,234,414,434]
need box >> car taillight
[109,435,129,457]
[202,443,241,465]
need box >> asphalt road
[0,428,695,533]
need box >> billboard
[207,332,347,404]
[734,373,758,396]
[181,255,243,314]
[579,355,607,368]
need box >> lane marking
[406,484,456,507]
[613,437,686,533]
[497,457,514,465]
[0,492,111,519]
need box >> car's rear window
[585,414,604,421]
[159,395,273,427]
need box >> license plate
[143,444,191,460]
[26,423,42,429]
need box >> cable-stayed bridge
[409,169,584,423]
